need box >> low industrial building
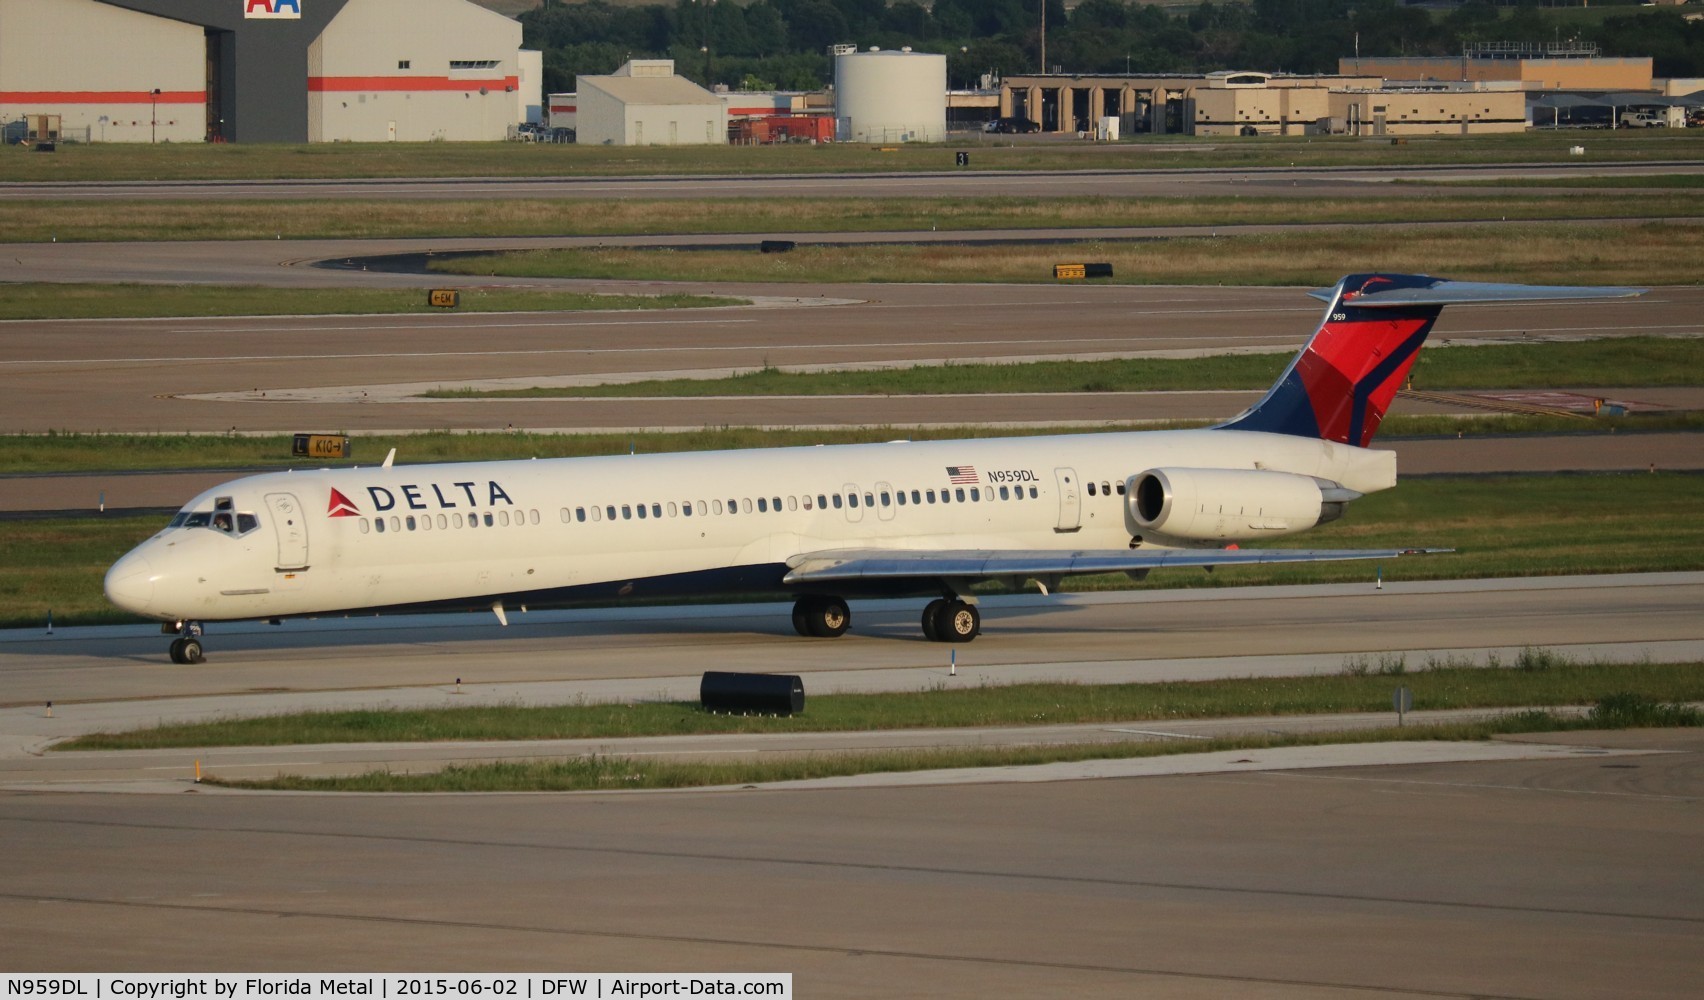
[1000,70,1527,137]
[1342,44,1653,93]
[575,59,726,146]
[0,0,539,142]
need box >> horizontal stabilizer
[1306,278,1645,307]
[784,546,1449,585]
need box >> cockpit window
[237,513,259,534]
[182,512,211,528]
[168,512,189,528]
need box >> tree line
[521,0,1704,95]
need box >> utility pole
[150,88,160,143]
[1039,0,1047,74]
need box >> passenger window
[407,516,418,531]
[454,513,465,528]
[668,502,678,517]
[832,494,843,509]
[772,497,782,512]
[651,504,661,519]
[469,514,479,529]
[955,488,966,502]
[1029,486,1038,498]
[927,490,936,504]
[696,500,707,516]
[757,498,768,513]
[438,514,448,528]
[817,494,827,509]
[787,496,797,511]
[880,492,891,506]
[848,493,859,509]
[1116,482,1127,495]
[495,511,507,527]
[577,507,587,522]
[911,490,921,504]
[606,505,616,521]
[591,507,602,522]
[864,492,874,507]
[359,519,370,534]
[1000,486,1010,500]
[896,492,906,506]
[483,513,493,527]
[713,500,724,514]
[637,504,647,520]
[1102,481,1112,496]
[390,516,401,531]
[742,498,753,513]
[531,509,540,525]
[681,502,692,518]
[969,488,979,502]
[622,505,632,520]
[1088,483,1098,497]
[375,518,386,533]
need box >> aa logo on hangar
[245,0,302,18]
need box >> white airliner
[105,273,1640,663]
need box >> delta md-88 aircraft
[105,273,1641,663]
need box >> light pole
[693,0,716,85]
[150,88,161,143]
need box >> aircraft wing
[782,546,1449,585]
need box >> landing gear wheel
[921,599,947,642]
[791,602,812,637]
[168,637,205,664]
[796,596,850,638]
[935,600,980,643]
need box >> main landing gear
[920,598,980,643]
[165,621,205,664]
[792,595,851,637]
[789,595,982,642]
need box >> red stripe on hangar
[310,76,520,92]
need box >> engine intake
[1127,468,1359,542]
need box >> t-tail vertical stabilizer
[1219,273,1645,447]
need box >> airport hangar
[0,0,541,143]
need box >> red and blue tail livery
[1222,273,1643,446]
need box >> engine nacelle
[1127,468,1358,542]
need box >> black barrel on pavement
[701,671,805,715]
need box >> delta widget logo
[328,488,361,518]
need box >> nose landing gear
[165,621,206,664]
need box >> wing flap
[782,546,1448,584]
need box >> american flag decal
[946,465,978,484]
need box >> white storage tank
[834,47,946,143]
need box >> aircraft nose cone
[104,554,155,614]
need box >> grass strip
[206,694,1700,792]
[1421,174,1704,190]
[57,660,1704,751]
[427,220,1704,288]
[7,191,1703,243]
[0,284,741,321]
[7,132,1703,183]
[423,336,1704,398]
[6,470,1703,627]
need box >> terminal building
[0,0,539,142]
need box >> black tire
[168,638,186,664]
[921,599,947,641]
[807,596,851,638]
[938,601,980,643]
[791,600,812,637]
[180,638,204,664]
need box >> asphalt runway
[5,158,1702,200]
[3,278,1698,433]
[2,572,1699,991]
